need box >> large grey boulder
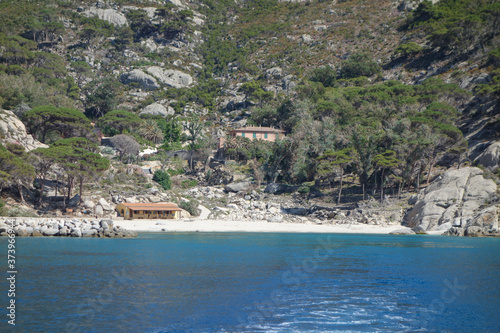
[404,167,498,234]
[146,67,193,88]
[83,7,127,26]
[98,198,111,211]
[43,228,59,236]
[476,141,500,169]
[225,182,252,193]
[266,67,282,79]
[264,183,299,195]
[0,110,48,151]
[95,205,104,217]
[120,69,160,90]
[139,103,175,117]
[389,229,416,235]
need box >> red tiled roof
[231,126,285,133]
[118,203,182,211]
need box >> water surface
[1,233,499,332]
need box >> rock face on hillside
[146,67,193,88]
[476,141,500,169]
[0,110,48,151]
[83,7,128,26]
[404,167,499,236]
[140,103,175,117]
[120,70,160,90]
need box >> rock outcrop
[476,141,500,169]
[146,67,193,88]
[404,167,499,236]
[225,181,252,193]
[120,70,160,90]
[140,103,175,117]
[0,109,48,151]
[83,7,128,26]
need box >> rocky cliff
[404,167,499,236]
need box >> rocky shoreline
[0,218,137,238]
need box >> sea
[1,232,499,332]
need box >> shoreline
[114,218,415,234]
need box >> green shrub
[181,179,198,189]
[394,42,423,57]
[179,200,200,217]
[339,53,381,79]
[153,170,172,190]
[0,198,6,216]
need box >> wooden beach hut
[116,203,182,220]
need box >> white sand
[114,218,412,234]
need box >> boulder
[71,228,82,237]
[266,67,282,79]
[267,215,283,223]
[476,141,500,169]
[15,227,30,237]
[146,67,193,88]
[0,109,48,151]
[389,229,416,235]
[83,7,127,26]
[403,167,497,233]
[83,200,95,209]
[120,69,159,90]
[464,226,484,237]
[82,229,98,237]
[264,183,299,195]
[42,228,59,236]
[207,165,233,185]
[225,182,252,193]
[95,205,104,217]
[98,198,110,211]
[69,194,80,207]
[139,103,175,117]
[59,226,68,236]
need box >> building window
[264,133,268,139]
[241,132,245,138]
[253,133,257,138]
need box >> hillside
[0,0,498,234]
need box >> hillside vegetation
[0,0,499,215]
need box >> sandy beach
[114,218,413,234]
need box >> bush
[339,53,381,79]
[310,66,337,87]
[0,198,6,216]
[179,200,200,217]
[153,170,172,190]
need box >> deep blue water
[1,233,500,332]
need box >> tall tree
[23,105,93,143]
[0,143,34,203]
[317,148,355,204]
[373,150,401,203]
[183,116,204,171]
[83,78,121,118]
[98,109,143,136]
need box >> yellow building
[116,203,182,220]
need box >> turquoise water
[1,233,500,332]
